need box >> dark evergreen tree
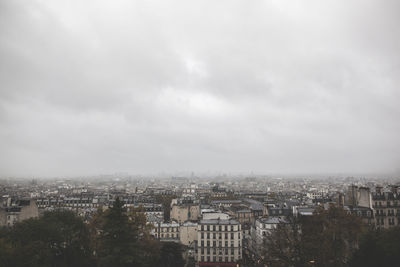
[96,198,142,267]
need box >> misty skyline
[1,0,399,177]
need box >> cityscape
[1,0,400,267]
[1,174,399,266]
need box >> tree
[264,216,308,267]
[350,226,400,267]
[96,198,142,267]
[157,242,185,267]
[0,210,94,267]
[155,194,177,222]
[264,205,364,267]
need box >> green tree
[0,210,94,267]
[96,198,142,267]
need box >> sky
[0,0,399,177]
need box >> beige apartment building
[197,219,242,267]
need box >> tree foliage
[0,210,94,267]
[157,242,185,267]
[264,205,365,267]
[350,226,400,267]
[0,198,164,267]
[154,194,177,222]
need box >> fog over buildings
[1,0,399,177]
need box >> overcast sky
[0,0,399,177]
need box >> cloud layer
[1,0,399,177]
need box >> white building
[197,219,242,267]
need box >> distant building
[0,199,39,227]
[345,185,372,209]
[197,219,242,267]
[202,210,230,220]
[372,185,400,228]
[152,222,180,242]
[171,197,200,223]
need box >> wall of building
[180,223,198,246]
[171,204,200,223]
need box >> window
[201,256,204,262]
[201,232,204,239]
[231,233,234,239]
[201,225,204,231]
[225,233,228,239]
[225,225,228,231]
[207,233,210,239]
[213,233,216,239]
[225,241,228,247]
[213,225,216,231]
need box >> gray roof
[200,219,240,225]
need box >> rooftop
[200,219,240,225]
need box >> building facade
[0,199,39,227]
[197,219,242,267]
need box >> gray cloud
[0,0,399,177]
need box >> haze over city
[1,0,399,177]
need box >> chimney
[390,185,399,196]
[376,186,383,195]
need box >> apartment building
[0,199,39,227]
[170,198,200,223]
[372,186,400,229]
[197,219,242,267]
[152,222,180,242]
